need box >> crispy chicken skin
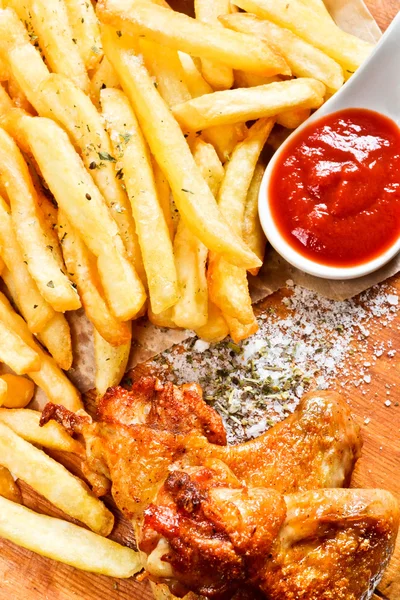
[41,376,399,600]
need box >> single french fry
[0,466,21,503]
[0,128,81,312]
[230,0,373,74]
[194,0,234,90]
[0,374,34,408]
[178,51,246,162]
[24,0,90,91]
[102,25,261,271]
[0,291,82,411]
[0,408,83,454]
[208,119,274,325]
[0,82,13,113]
[58,212,132,346]
[226,314,258,343]
[37,313,73,372]
[277,108,311,129]
[173,78,325,130]
[189,137,225,197]
[0,198,55,333]
[195,300,229,343]
[0,496,141,577]
[21,115,146,321]
[98,0,291,76]
[101,88,178,314]
[139,38,191,107]
[0,421,114,535]
[94,326,131,395]
[63,0,103,70]
[152,157,175,240]
[89,56,121,106]
[243,162,266,276]
[221,13,344,93]
[0,319,41,374]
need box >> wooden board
[1,3,399,600]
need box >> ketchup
[269,108,400,267]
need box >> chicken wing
[40,377,398,600]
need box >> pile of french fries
[0,0,373,583]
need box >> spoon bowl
[258,11,400,280]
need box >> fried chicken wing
[41,377,399,600]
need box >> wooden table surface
[1,3,400,600]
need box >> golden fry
[0,291,82,411]
[58,212,132,346]
[0,421,114,535]
[102,25,261,271]
[242,162,266,276]
[277,108,311,129]
[194,0,234,90]
[24,0,90,91]
[37,313,73,372]
[172,78,325,130]
[0,496,141,577]
[0,408,83,455]
[226,314,258,343]
[0,127,81,312]
[98,0,290,76]
[0,197,55,333]
[230,0,373,73]
[0,379,7,405]
[94,326,131,395]
[152,157,175,240]
[221,13,344,93]
[63,0,103,70]
[208,119,274,324]
[89,56,121,106]
[101,87,178,314]
[0,374,34,408]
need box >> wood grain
[0,3,399,600]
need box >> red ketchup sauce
[269,108,400,267]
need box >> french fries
[172,78,325,130]
[0,466,21,503]
[208,118,274,328]
[0,319,41,374]
[63,0,103,70]
[243,162,266,275]
[90,56,121,106]
[0,408,83,454]
[101,25,261,271]
[21,115,146,321]
[23,0,90,91]
[194,0,234,90]
[0,128,81,313]
[0,291,82,411]
[0,374,34,408]
[178,51,247,162]
[0,421,114,535]
[101,87,178,314]
[58,212,132,346]
[226,314,258,343]
[0,379,7,405]
[0,197,55,334]
[220,13,344,93]
[37,313,73,372]
[231,0,373,73]
[0,496,141,577]
[98,0,291,76]
[152,158,175,240]
[94,327,132,395]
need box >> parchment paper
[66,0,391,393]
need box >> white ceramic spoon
[258,11,400,280]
